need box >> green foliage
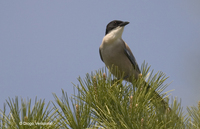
[0,97,59,129]
[52,90,94,129]
[186,101,200,128]
[71,62,186,128]
[0,62,199,128]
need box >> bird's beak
[119,21,129,27]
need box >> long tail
[145,83,171,112]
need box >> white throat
[103,27,124,43]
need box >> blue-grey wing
[123,42,141,73]
[99,48,104,62]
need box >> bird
[99,20,170,111]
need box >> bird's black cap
[105,20,129,35]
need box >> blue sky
[1,1,200,112]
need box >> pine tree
[1,62,199,128]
